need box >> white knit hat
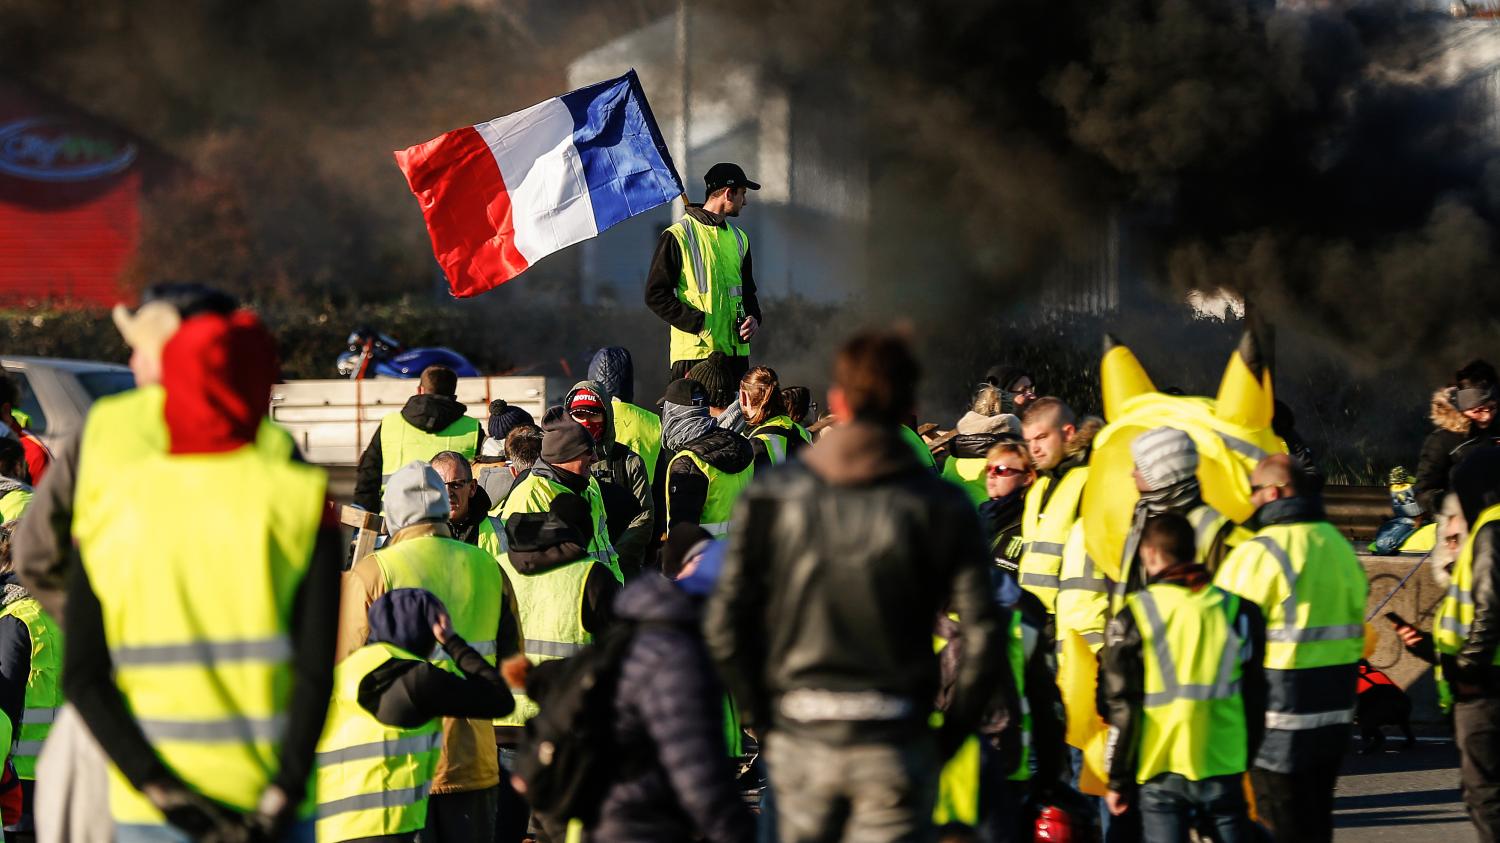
[1131,427,1199,491]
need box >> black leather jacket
[704,422,1007,750]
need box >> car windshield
[76,370,136,401]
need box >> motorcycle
[336,327,480,379]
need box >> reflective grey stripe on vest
[1217,432,1267,462]
[1059,555,1113,594]
[678,220,709,295]
[1441,614,1469,637]
[733,226,747,259]
[139,714,286,743]
[766,436,786,464]
[1190,507,1226,549]
[488,516,509,552]
[317,732,441,767]
[430,639,498,662]
[21,707,56,726]
[1264,709,1353,730]
[1081,631,1105,647]
[1251,537,1361,646]
[113,637,292,667]
[318,782,433,820]
[13,740,45,757]
[1028,542,1065,557]
[702,521,730,538]
[1019,573,1060,589]
[1265,624,1364,643]
[525,639,584,658]
[1136,591,1244,708]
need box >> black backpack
[512,622,640,827]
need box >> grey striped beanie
[1131,427,1199,491]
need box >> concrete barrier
[1362,553,1447,723]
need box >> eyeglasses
[988,465,1026,478]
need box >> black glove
[144,780,249,843]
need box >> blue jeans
[1138,773,1249,843]
[116,819,315,843]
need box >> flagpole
[672,0,690,219]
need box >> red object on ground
[1357,661,1399,694]
[1036,805,1076,842]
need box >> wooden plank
[339,506,383,532]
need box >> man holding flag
[644,163,765,382]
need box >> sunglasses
[988,465,1026,478]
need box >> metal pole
[1366,550,1436,622]
[672,0,691,218]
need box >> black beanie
[540,406,593,464]
[663,378,708,408]
[488,399,535,441]
[687,352,735,408]
[660,522,713,580]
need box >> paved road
[1334,738,1468,841]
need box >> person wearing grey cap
[1415,359,1500,519]
[644,163,764,383]
[336,461,509,843]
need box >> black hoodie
[353,394,485,513]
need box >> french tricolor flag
[395,70,684,298]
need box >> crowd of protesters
[0,162,1493,843]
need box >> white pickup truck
[2,357,569,470]
[268,375,571,466]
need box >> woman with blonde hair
[740,366,811,469]
[941,384,1022,505]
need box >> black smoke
[742,0,1500,368]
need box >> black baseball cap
[704,162,760,194]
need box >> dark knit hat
[488,399,535,441]
[660,522,712,580]
[664,378,708,409]
[687,352,735,408]
[539,406,594,464]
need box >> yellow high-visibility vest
[1435,504,1500,663]
[371,536,503,673]
[1,596,62,779]
[1215,520,1367,732]
[377,412,480,493]
[315,643,442,842]
[666,215,750,363]
[1129,583,1249,782]
[79,445,326,824]
[666,450,754,539]
[1019,467,1089,612]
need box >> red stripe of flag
[394,127,529,298]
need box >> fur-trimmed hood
[1432,388,1473,436]
[1066,415,1105,459]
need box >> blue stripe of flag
[560,70,684,235]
